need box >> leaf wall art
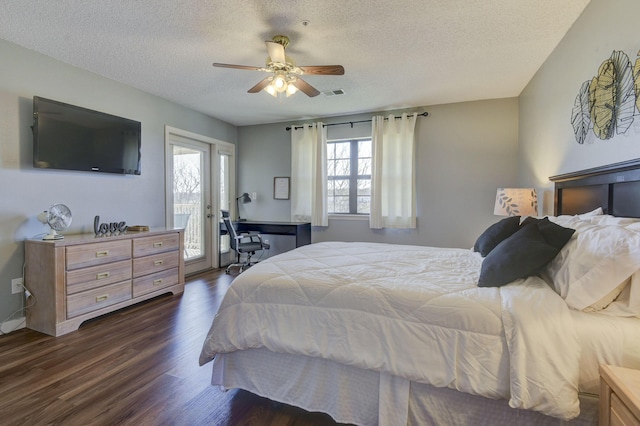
[589,58,616,140]
[634,51,640,113]
[571,81,591,144]
[611,51,635,135]
[571,49,640,144]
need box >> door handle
[207,213,214,218]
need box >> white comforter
[199,242,581,420]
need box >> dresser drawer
[612,393,640,426]
[132,250,179,278]
[66,280,132,319]
[133,267,179,297]
[67,260,132,295]
[66,240,131,270]
[133,233,180,257]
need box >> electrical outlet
[11,277,23,294]
[251,192,257,201]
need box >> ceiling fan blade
[213,63,263,71]
[247,77,272,93]
[265,41,286,63]
[292,78,320,97]
[299,65,345,75]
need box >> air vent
[322,89,345,97]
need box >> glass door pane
[173,145,204,260]
[219,153,231,254]
[166,126,235,275]
[167,136,213,275]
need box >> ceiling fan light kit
[213,35,344,98]
[264,73,299,98]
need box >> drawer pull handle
[96,250,109,257]
[96,294,109,302]
[153,242,163,248]
[153,279,163,285]
[96,272,110,280]
[154,260,164,266]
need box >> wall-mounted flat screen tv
[33,96,142,175]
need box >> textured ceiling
[0,0,591,126]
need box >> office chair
[222,213,270,274]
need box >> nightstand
[600,365,640,426]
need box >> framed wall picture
[274,177,290,200]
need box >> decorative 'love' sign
[94,215,127,235]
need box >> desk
[233,221,311,247]
[219,221,311,267]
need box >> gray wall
[0,39,237,328]
[238,98,520,249]
[519,0,640,214]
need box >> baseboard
[0,317,26,334]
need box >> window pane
[358,158,371,176]
[357,196,370,214]
[357,179,370,195]
[327,143,336,160]
[335,142,350,159]
[327,159,336,176]
[358,140,371,157]
[334,179,349,196]
[334,196,350,213]
[327,195,335,213]
[334,159,350,176]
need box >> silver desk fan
[37,204,72,240]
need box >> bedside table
[600,365,640,426]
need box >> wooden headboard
[550,158,640,218]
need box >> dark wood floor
[0,269,344,426]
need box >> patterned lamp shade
[493,188,538,217]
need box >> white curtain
[290,122,328,226]
[370,113,418,229]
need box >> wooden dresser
[600,365,640,426]
[25,228,185,336]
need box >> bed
[200,159,640,426]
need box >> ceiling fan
[213,35,344,98]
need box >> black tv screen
[33,96,141,175]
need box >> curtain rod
[285,111,429,131]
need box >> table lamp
[236,193,252,221]
[494,188,538,217]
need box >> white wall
[519,0,640,213]
[238,98,520,249]
[0,39,237,328]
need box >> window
[327,139,371,214]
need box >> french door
[165,126,235,275]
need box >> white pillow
[577,207,604,219]
[587,214,640,226]
[545,222,640,311]
[547,215,583,227]
[545,207,603,227]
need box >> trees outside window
[327,139,371,214]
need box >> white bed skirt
[211,348,599,426]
